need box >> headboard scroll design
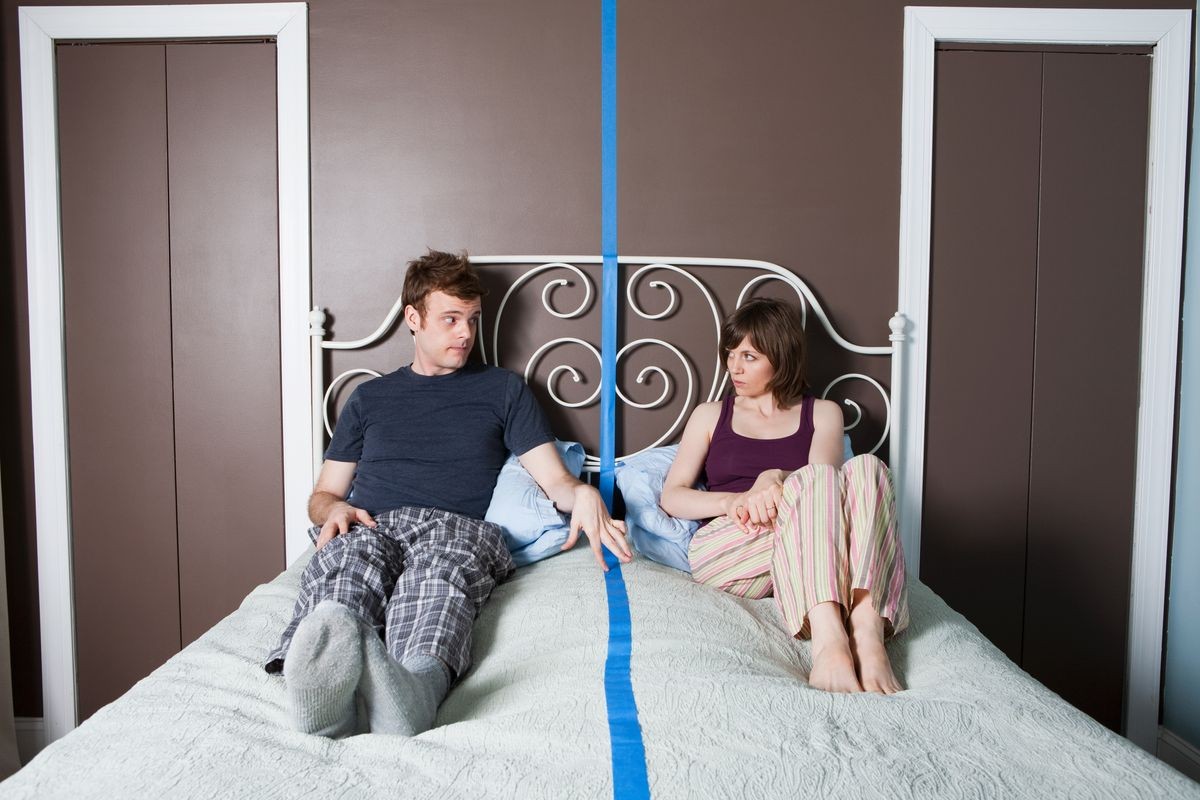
[310,256,907,474]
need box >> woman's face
[726,336,775,397]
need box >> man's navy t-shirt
[325,363,554,519]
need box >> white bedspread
[4,547,1197,799]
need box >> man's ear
[404,304,421,334]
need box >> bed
[3,257,1196,799]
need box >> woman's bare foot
[848,591,903,694]
[810,640,863,693]
[806,602,863,693]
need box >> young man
[266,250,630,738]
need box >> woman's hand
[725,470,785,535]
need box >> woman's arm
[660,402,738,520]
[809,399,846,466]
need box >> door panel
[923,50,1043,662]
[57,40,283,719]
[57,43,181,721]
[166,42,283,647]
[1022,52,1149,731]
[924,49,1150,731]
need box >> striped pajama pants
[687,454,909,639]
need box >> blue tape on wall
[600,260,618,507]
[600,1,651,798]
[599,0,618,509]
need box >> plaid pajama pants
[265,506,515,681]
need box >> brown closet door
[1021,52,1148,732]
[58,41,282,720]
[166,42,283,647]
[924,49,1150,732]
[923,50,1043,662]
[57,44,180,721]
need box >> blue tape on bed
[603,549,650,800]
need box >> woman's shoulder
[811,397,844,429]
[683,400,723,435]
[696,398,720,419]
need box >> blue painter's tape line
[603,550,650,800]
[600,0,650,798]
[600,0,618,510]
[600,256,618,510]
[601,0,617,261]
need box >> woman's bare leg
[847,589,902,694]
[806,601,862,693]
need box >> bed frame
[307,256,910,555]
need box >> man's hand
[518,442,632,571]
[724,469,785,535]
[315,501,376,551]
[308,461,368,550]
[560,484,632,571]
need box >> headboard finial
[888,312,907,343]
[309,307,328,337]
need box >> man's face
[406,290,482,376]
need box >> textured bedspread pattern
[3,548,1198,799]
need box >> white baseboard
[15,717,45,765]
[1159,727,1200,784]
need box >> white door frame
[19,3,313,744]
[896,6,1191,752]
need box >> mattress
[3,546,1197,799]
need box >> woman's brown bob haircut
[720,297,810,408]
[401,249,487,324]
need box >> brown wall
[2,0,1190,717]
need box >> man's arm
[309,459,377,550]
[518,442,632,571]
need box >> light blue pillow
[614,445,699,573]
[485,440,585,567]
[843,434,854,464]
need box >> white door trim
[18,3,312,745]
[897,6,1190,752]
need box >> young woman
[660,298,908,694]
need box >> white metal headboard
[308,255,910,551]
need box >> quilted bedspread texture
[3,547,1197,799]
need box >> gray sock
[359,634,450,736]
[283,600,362,738]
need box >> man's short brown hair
[719,297,810,409]
[401,249,487,318]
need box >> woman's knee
[782,462,839,495]
[843,452,885,471]
[842,453,892,487]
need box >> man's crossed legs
[266,506,514,737]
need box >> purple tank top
[703,393,815,494]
